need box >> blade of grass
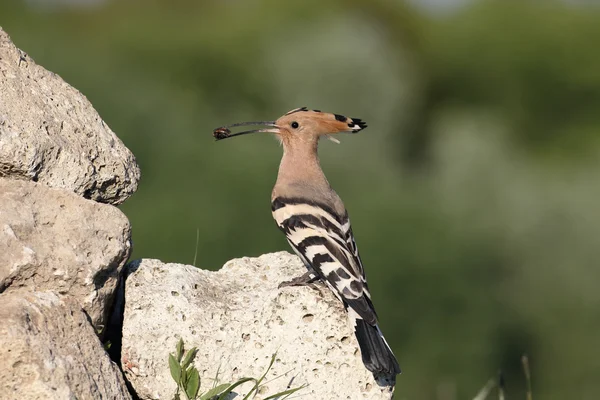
[498,371,505,400]
[212,363,222,390]
[256,354,277,386]
[262,384,308,400]
[218,377,257,400]
[193,227,200,267]
[473,378,495,400]
[200,383,231,400]
[260,368,296,386]
[522,354,533,400]
[244,353,277,399]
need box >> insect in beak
[213,121,279,141]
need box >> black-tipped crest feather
[348,118,367,132]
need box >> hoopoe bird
[213,107,401,376]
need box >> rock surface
[0,26,140,205]
[0,291,132,400]
[122,252,395,400]
[0,178,132,330]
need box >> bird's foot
[278,271,319,289]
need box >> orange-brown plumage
[273,109,365,144]
[212,107,367,207]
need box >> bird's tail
[354,319,401,375]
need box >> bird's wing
[272,196,378,325]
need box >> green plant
[169,339,306,400]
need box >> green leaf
[185,366,197,384]
[169,354,182,384]
[176,338,185,362]
[185,367,200,400]
[181,347,198,370]
[200,383,231,400]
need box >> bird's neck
[273,139,331,199]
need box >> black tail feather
[354,319,401,375]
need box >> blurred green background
[2,0,600,398]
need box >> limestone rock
[0,178,131,330]
[0,26,139,205]
[122,252,395,400]
[0,291,132,400]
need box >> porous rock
[0,26,140,205]
[122,252,395,400]
[0,178,131,330]
[0,291,132,400]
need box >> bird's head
[213,107,367,145]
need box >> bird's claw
[278,271,319,289]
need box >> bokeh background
[2,0,600,398]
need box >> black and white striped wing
[271,197,377,325]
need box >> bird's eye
[291,121,299,129]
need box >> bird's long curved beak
[213,121,279,140]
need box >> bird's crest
[213,107,367,142]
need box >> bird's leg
[278,271,319,289]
